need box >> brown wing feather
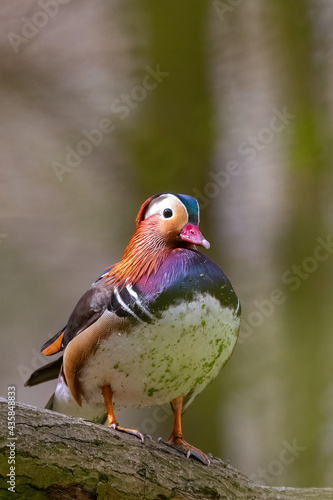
[40,277,114,357]
[63,278,114,346]
[63,310,130,405]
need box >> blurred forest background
[1,0,333,488]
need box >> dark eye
[163,208,173,218]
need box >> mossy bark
[0,398,332,500]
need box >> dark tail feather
[24,356,63,387]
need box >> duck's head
[137,193,210,250]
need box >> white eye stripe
[144,194,182,220]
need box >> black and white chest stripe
[109,283,155,323]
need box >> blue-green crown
[174,194,199,225]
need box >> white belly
[78,293,239,410]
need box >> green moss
[147,387,159,397]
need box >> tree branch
[0,398,332,499]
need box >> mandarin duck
[26,193,241,465]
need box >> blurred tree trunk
[274,0,333,487]
[120,1,213,195]
[207,0,289,475]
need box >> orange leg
[168,395,183,443]
[101,385,118,427]
[166,395,210,465]
[101,384,144,442]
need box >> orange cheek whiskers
[103,220,172,288]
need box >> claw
[158,436,210,465]
[185,444,210,465]
[168,436,210,465]
[114,425,144,443]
